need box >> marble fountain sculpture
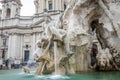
[24,0,120,75]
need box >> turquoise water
[0,69,120,80]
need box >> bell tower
[1,0,22,19]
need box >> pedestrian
[5,59,9,69]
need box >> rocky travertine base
[30,0,120,75]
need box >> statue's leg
[35,61,46,75]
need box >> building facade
[0,0,67,63]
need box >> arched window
[6,8,11,18]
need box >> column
[17,35,21,59]
[46,0,49,10]
[20,34,24,62]
[19,34,23,60]
[44,0,47,9]
[13,34,17,58]
[32,33,36,54]
[8,34,16,58]
[53,0,61,10]
[0,36,2,58]
[53,0,55,10]
[61,0,64,11]
[55,0,66,11]
[9,34,19,59]
[38,0,44,13]
[8,34,12,58]
[11,2,17,18]
[58,0,62,10]
[19,35,21,59]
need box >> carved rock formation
[31,0,120,75]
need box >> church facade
[0,0,67,63]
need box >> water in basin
[0,69,120,80]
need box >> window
[64,4,66,10]
[6,8,11,18]
[48,1,52,10]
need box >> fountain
[0,0,120,80]
[23,0,120,76]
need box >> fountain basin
[0,69,120,80]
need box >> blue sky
[0,0,35,16]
